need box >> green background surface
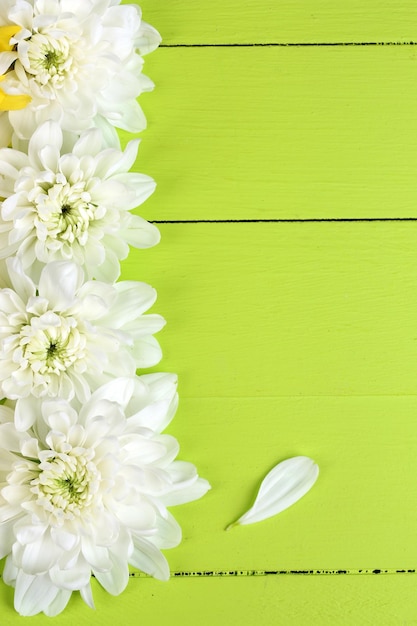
[3,1,417,624]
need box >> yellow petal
[0,25,20,52]
[0,87,31,111]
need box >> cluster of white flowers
[0,1,209,617]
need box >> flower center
[32,450,99,519]
[20,315,86,376]
[43,49,61,71]
[46,340,57,359]
[33,177,97,247]
[27,33,73,88]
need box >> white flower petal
[89,179,134,209]
[0,147,28,174]
[97,139,139,178]
[107,281,158,327]
[91,115,121,149]
[79,583,95,610]
[161,462,211,506]
[73,127,105,158]
[81,539,112,572]
[0,50,17,75]
[0,423,28,453]
[15,396,41,432]
[125,315,166,342]
[136,21,162,55]
[93,551,129,596]
[130,536,170,581]
[121,214,160,249]
[0,449,17,473]
[14,571,61,617]
[49,556,91,591]
[1,485,31,507]
[131,335,164,368]
[50,528,78,552]
[6,256,35,301]
[127,393,178,434]
[92,249,121,282]
[137,372,178,401]
[227,456,319,529]
[116,500,156,530]
[0,518,17,559]
[38,144,60,172]
[9,2,33,31]
[88,377,134,409]
[20,535,58,575]
[20,438,40,459]
[150,512,182,549]
[0,404,14,424]
[122,434,177,466]
[106,98,147,133]
[42,399,77,432]
[43,588,72,618]
[112,172,156,208]
[163,477,212,507]
[28,121,63,171]
[38,262,83,311]
[14,521,47,546]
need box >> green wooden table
[3,1,417,623]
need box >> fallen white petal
[227,456,319,529]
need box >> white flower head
[0,0,160,141]
[0,120,159,282]
[0,258,165,425]
[0,374,210,616]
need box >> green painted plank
[167,396,417,571]
[137,0,417,45]
[122,222,417,397]
[130,46,417,220]
[2,394,417,619]
[2,574,417,625]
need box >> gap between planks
[129,568,417,578]
[160,42,417,48]
[150,218,417,224]
[1,569,415,580]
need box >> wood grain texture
[2,573,417,625]
[131,46,417,220]
[165,396,417,572]
[1,2,413,624]
[121,2,417,624]
[118,224,417,582]
[122,222,417,397]
[137,0,417,45]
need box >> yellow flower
[0,25,30,111]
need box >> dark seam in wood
[160,42,417,48]
[126,568,417,578]
[150,218,417,224]
[1,569,415,581]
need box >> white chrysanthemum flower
[0,374,210,616]
[0,120,159,282]
[0,0,160,142]
[0,258,165,425]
